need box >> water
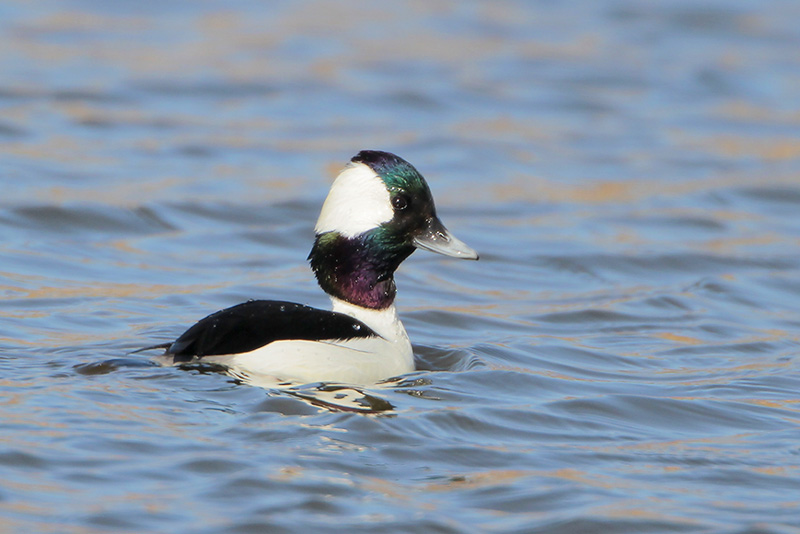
[2,0,800,532]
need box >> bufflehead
[148,150,478,385]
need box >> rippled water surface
[3,1,800,532]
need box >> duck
[147,150,478,385]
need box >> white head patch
[315,162,394,238]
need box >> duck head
[309,150,478,309]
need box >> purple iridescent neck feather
[308,230,414,310]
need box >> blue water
[2,1,800,532]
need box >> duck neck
[308,230,414,310]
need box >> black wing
[165,300,378,363]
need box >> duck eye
[392,194,410,211]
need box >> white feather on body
[197,299,414,385]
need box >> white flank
[196,298,414,385]
[314,162,394,238]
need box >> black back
[166,300,378,363]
